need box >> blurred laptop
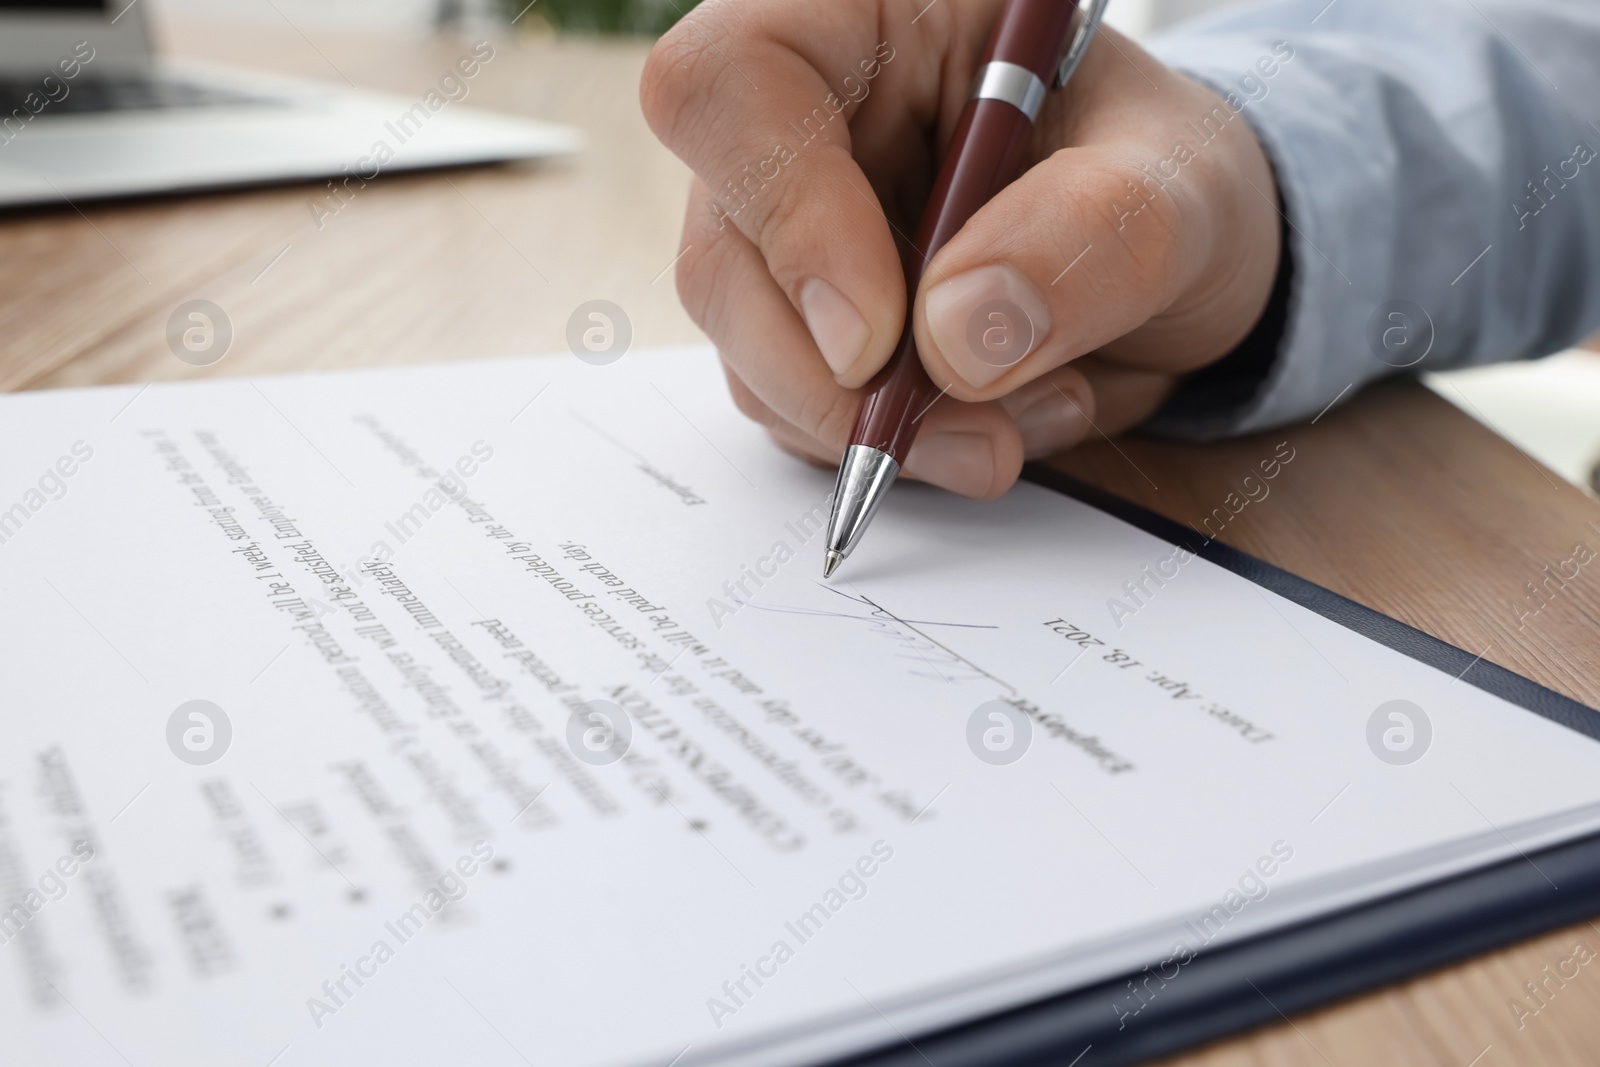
[0,0,580,208]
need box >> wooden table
[6,16,1600,1066]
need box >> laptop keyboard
[0,73,283,116]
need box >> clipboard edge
[823,464,1600,1067]
[1021,463,1600,738]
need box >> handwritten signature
[744,584,1012,689]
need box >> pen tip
[822,550,843,579]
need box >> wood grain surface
[4,14,1599,1067]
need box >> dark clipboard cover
[829,465,1600,1067]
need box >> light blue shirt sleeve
[1142,0,1600,437]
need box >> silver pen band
[971,60,1047,122]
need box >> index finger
[641,0,918,384]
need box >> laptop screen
[0,0,152,75]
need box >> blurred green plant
[502,0,700,34]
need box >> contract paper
[1,346,1597,1067]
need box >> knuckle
[638,32,694,140]
[1077,159,1185,300]
[745,168,812,272]
[791,385,859,450]
[674,245,710,328]
[746,145,851,289]
[722,365,774,427]
[639,13,729,148]
[675,230,735,336]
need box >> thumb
[908,15,1288,413]
[912,142,1212,402]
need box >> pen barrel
[980,0,1082,79]
[851,0,1080,463]
[851,56,1055,462]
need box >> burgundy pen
[822,0,1107,578]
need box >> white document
[1,346,1597,1067]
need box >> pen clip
[1053,0,1110,88]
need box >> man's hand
[641,0,1281,498]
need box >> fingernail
[799,277,871,377]
[1013,392,1091,458]
[903,432,994,497]
[924,264,1052,389]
